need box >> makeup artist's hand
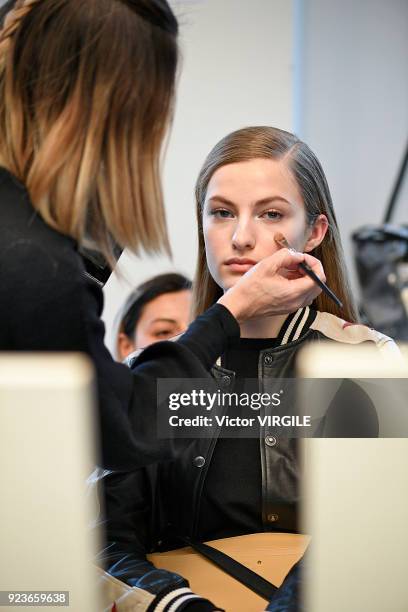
[218,248,326,324]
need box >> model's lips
[225,258,257,265]
[224,257,257,273]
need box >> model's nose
[231,220,255,251]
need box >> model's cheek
[135,330,148,350]
[291,227,311,252]
[203,229,217,267]
[277,216,309,251]
[256,221,294,256]
[204,237,232,292]
[144,333,156,347]
[203,232,221,283]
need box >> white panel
[302,439,408,612]
[0,354,102,611]
[298,343,408,610]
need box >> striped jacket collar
[278,306,313,345]
[215,306,316,368]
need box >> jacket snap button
[265,436,277,447]
[264,354,273,366]
[267,513,279,522]
[221,375,231,386]
[193,456,206,468]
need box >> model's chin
[218,276,241,293]
[209,267,245,293]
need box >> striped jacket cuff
[153,588,200,611]
[151,587,221,612]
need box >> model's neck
[239,313,288,339]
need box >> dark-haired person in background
[116,273,192,360]
[0,0,325,474]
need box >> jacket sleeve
[84,275,240,471]
[1,233,240,471]
[100,470,222,612]
[0,176,240,473]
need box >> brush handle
[298,261,343,309]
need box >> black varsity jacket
[98,307,398,611]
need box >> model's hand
[218,248,326,323]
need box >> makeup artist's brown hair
[0,0,178,261]
[193,126,358,323]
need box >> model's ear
[303,214,329,252]
[117,332,136,361]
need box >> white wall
[102,0,294,353]
[298,0,408,293]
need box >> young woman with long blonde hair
[102,127,397,611]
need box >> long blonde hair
[193,126,358,323]
[0,0,178,261]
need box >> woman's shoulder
[0,219,82,304]
[0,167,80,280]
[0,168,92,350]
[309,310,400,355]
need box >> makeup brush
[274,232,343,309]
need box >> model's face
[202,158,325,292]
[134,289,192,349]
[118,289,192,360]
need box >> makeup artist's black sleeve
[89,287,240,470]
[2,244,239,471]
[0,245,239,470]
[0,167,240,471]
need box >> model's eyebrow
[208,195,293,207]
[149,318,177,326]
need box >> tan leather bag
[148,533,310,612]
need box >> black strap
[180,537,278,601]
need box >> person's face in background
[202,158,328,292]
[117,289,192,359]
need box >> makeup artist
[0,0,324,470]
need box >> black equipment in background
[352,140,408,341]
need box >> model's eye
[260,210,283,221]
[153,328,174,339]
[210,209,234,218]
